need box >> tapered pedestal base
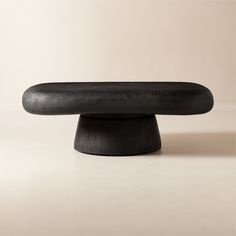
[74,114,161,156]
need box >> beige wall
[0,0,235,108]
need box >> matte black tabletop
[22,82,213,115]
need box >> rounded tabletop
[22,82,213,115]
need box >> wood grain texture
[74,114,161,156]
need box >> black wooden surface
[22,82,214,156]
[22,82,214,115]
[74,114,161,156]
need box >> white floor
[0,107,235,236]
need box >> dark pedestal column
[74,114,161,156]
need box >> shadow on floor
[149,132,236,157]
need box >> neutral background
[0,1,235,236]
[0,0,235,108]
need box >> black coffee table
[22,82,214,155]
